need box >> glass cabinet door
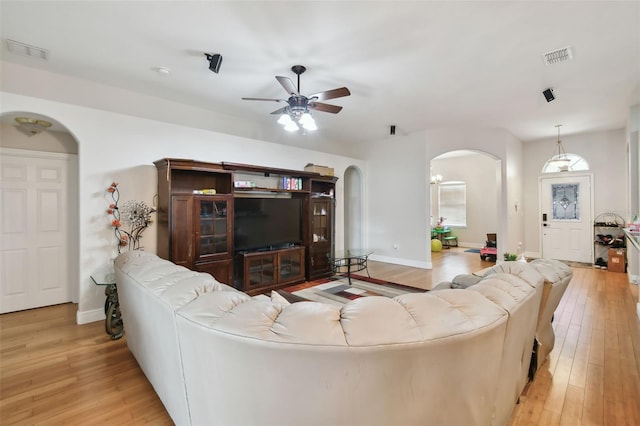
[312,199,331,243]
[246,254,276,289]
[195,196,231,261]
[279,249,304,282]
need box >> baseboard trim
[77,308,104,325]
[459,242,484,249]
[369,254,430,269]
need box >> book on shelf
[279,177,303,190]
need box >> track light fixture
[543,88,555,102]
[204,53,222,73]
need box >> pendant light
[548,124,570,172]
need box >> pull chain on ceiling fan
[242,65,350,132]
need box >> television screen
[233,197,302,251]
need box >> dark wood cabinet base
[236,246,305,295]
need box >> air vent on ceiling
[543,46,573,65]
[6,39,49,60]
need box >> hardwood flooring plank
[559,384,584,425]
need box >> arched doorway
[344,165,364,250]
[0,112,79,313]
[430,150,501,250]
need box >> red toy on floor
[480,233,497,261]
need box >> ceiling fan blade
[276,76,299,96]
[270,106,289,115]
[309,87,351,101]
[308,102,343,114]
[242,97,285,102]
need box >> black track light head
[543,88,555,102]
[205,53,222,74]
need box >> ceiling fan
[242,65,350,131]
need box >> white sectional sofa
[435,258,573,374]
[114,251,571,426]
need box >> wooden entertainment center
[154,158,337,295]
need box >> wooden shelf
[234,188,309,195]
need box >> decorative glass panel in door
[195,196,231,261]
[551,183,580,220]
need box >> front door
[540,173,593,263]
[1,150,72,313]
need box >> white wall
[522,129,628,257]
[506,133,525,255]
[363,132,429,268]
[361,127,524,270]
[1,92,365,324]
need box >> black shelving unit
[593,212,626,269]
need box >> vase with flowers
[106,182,155,253]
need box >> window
[542,153,590,173]
[438,181,466,227]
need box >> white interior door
[540,173,593,263]
[1,150,71,313]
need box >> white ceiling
[1,1,639,152]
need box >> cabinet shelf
[234,187,308,194]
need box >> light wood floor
[1,248,639,425]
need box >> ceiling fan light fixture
[243,65,350,135]
[277,114,293,126]
[299,112,317,131]
[298,113,313,125]
[283,121,299,132]
[302,121,317,131]
[277,113,299,131]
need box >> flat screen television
[233,197,302,251]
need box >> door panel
[1,153,71,313]
[540,174,592,263]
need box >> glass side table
[90,263,123,340]
[331,249,374,285]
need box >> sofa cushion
[451,273,483,288]
[270,290,292,306]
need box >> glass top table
[90,263,123,340]
[330,249,374,285]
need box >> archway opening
[0,111,80,313]
[430,150,501,251]
[344,165,363,250]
